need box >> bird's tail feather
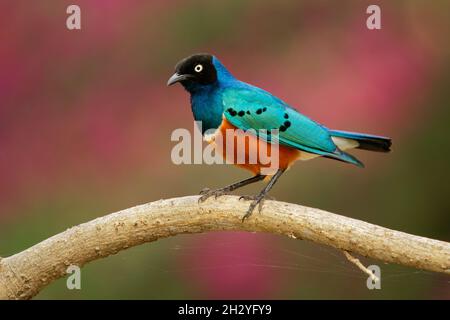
[324,150,365,168]
[329,130,392,153]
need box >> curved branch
[0,196,449,299]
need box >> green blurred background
[0,0,449,299]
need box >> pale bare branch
[0,196,448,299]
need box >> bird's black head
[167,53,217,87]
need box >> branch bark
[0,195,449,299]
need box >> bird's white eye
[194,64,203,72]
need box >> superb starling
[168,54,391,221]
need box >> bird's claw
[198,188,232,203]
[241,195,266,222]
[199,188,211,195]
[199,190,272,221]
[239,195,255,201]
[239,194,275,201]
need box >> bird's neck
[186,57,237,134]
[212,57,235,83]
[189,84,223,134]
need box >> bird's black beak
[167,73,193,86]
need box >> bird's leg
[198,174,265,203]
[241,169,285,222]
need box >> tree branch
[343,250,379,282]
[0,195,449,299]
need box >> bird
[168,53,391,221]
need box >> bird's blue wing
[222,86,335,153]
[221,86,363,166]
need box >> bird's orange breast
[211,118,301,175]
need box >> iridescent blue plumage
[184,56,391,167]
[169,53,391,220]
[187,57,236,133]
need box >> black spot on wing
[238,110,245,117]
[227,108,237,116]
[256,108,262,114]
[284,113,289,119]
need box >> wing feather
[221,86,337,156]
